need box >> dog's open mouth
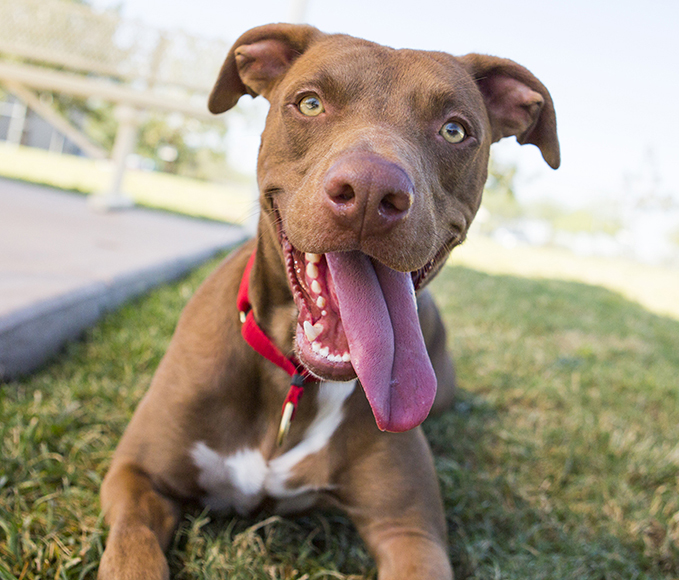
[283,235,352,376]
[281,228,445,432]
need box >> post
[6,98,27,146]
[49,130,65,154]
[288,0,309,23]
[90,104,142,210]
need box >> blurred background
[1,0,678,318]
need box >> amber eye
[298,94,324,117]
[440,121,466,143]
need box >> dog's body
[99,24,558,580]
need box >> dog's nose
[323,154,414,235]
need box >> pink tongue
[326,251,437,432]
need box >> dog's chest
[190,380,355,515]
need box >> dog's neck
[247,216,297,357]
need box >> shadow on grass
[168,510,373,580]
[425,391,652,579]
[1,261,678,579]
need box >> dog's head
[210,24,559,432]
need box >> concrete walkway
[0,178,248,380]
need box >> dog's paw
[98,525,170,580]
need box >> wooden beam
[0,61,219,121]
[3,80,108,159]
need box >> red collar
[237,248,310,445]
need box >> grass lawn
[449,235,679,322]
[0,143,256,225]
[2,255,679,579]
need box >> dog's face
[209,24,559,432]
[256,37,490,272]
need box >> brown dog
[98,23,559,579]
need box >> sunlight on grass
[449,234,679,321]
[0,143,257,224]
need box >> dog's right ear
[208,23,323,114]
[459,54,560,169]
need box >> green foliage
[550,208,621,235]
[135,115,230,182]
[482,160,623,237]
[36,97,230,181]
[43,93,118,152]
[481,157,521,221]
[1,257,678,578]
[668,227,679,247]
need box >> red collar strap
[237,248,310,445]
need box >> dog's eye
[440,121,466,144]
[298,94,325,117]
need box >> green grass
[0,143,256,224]
[2,258,679,579]
[448,235,679,322]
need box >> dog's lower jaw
[284,237,356,381]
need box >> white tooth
[311,341,321,353]
[305,252,322,264]
[311,280,322,294]
[342,352,351,362]
[319,346,329,357]
[304,321,324,342]
[306,262,319,279]
[316,296,326,308]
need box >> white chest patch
[190,380,356,515]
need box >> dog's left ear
[459,54,560,169]
[208,23,323,114]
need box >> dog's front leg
[338,428,453,580]
[369,529,452,580]
[98,460,180,580]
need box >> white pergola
[0,0,230,209]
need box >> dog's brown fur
[99,24,558,580]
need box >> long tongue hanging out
[325,252,437,432]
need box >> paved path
[0,178,248,380]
